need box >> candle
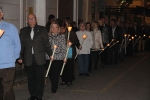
[67,26,72,40]
[0,29,4,37]
[45,45,57,77]
[75,34,87,59]
[132,36,134,40]
[109,41,119,48]
[124,34,127,54]
[60,42,72,75]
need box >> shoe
[36,98,42,100]
[28,96,36,100]
[79,73,84,76]
[85,73,89,76]
[59,82,66,85]
[51,89,57,93]
[67,82,72,86]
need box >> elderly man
[18,14,52,100]
[0,7,21,100]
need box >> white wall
[0,0,20,29]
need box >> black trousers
[25,55,44,99]
[101,43,109,65]
[62,59,74,83]
[49,60,63,91]
[109,44,119,64]
[0,67,15,100]
[89,51,99,70]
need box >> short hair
[79,22,86,27]
[91,21,98,30]
[49,21,60,34]
[58,20,67,28]
[48,14,55,21]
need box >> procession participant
[98,18,110,67]
[58,20,80,86]
[0,7,21,100]
[86,22,92,32]
[109,19,122,65]
[18,14,52,100]
[89,21,103,71]
[76,22,93,76]
[45,14,55,32]
[48,21,67,93]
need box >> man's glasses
[28,17,35,21]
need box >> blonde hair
[91,21,98,31]
[49,21,60,34]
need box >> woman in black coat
[58,20,81,86]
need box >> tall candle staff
[109,41,119,48]
[45,45,57,77]
[124,34,127,54]
[98,44,110,55]
[75,34,87,59]
[0,29,4,37]
[67,26,72,40]
[60,42,72,75]
[145,36,150,42]
[119,39,124,52]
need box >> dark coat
[20,25,52,66]
[64,30,80,59]
[109,26,123,44]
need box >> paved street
[14,51,150,100]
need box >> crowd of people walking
[0,6,150,100]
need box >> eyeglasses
[28,17,35,21]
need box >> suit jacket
[109,26,123,44]
[20,25,52,66]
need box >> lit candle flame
[139,36,141,38]
[107,44,110,46]
[132,36,134,39]
[117,41,119,42]
[112,39,114,41]
[54,45,57,49]
[124,34,127,37]
[149,36,150,38]
[143,34,146,37]
[135,35,137,37]
[129,39,131,41]
[82,34,87,39]
[68,26,72,32]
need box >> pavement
[14,51,150,100]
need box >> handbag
[67,47,73,58]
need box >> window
[92,2,95,21]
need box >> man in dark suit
[18,14,52,100]
[109,19,122,64]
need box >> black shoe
[51,89,57,93]
[85,73,89,76]
[79,73,84,76]
[36,98,42,100]
[28,96,36,100]
[59,82,66,86]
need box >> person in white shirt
[76,22,93,76]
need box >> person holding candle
[58,20,80,86]
[18,14,52,100]
[89,21,103,71]
[48,21,67,93]
[76,22,93,76]
[0,7,21,100]
[109,19,122,65]
[98,18,110,67]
